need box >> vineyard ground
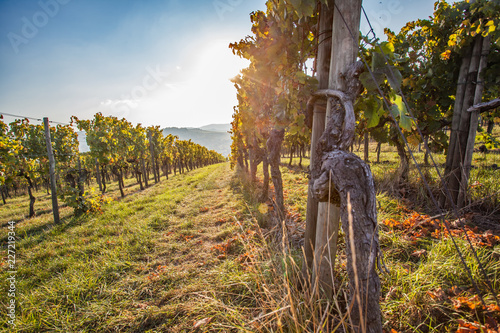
[1,163,256,332]
[1,144,499,332]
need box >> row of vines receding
[1,112,225,217]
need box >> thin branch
[467,98,500,113]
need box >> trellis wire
[0,112,75,126]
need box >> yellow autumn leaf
[307,31,314,42]
[440,50,451,60]
[448,34,457,47]
[487,20,496,33]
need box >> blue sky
[0,0,439,128]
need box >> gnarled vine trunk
[100,165,107,194]
[249,135,263,182]
[111,166,125,198]
[95,158,102,192]
[313,150,381,331]
[267,129,285,217]
[20,172,36,217]
[311,60,382,332]
[261,146,270,203]
[393,135,409,183]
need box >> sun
[194,39,250,81]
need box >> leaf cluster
[229,0,318,166]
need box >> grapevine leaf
[379,41,395,54]
[365,107,380,128]
[390,94,407,117]
[399,114,412,131]
[360,71,384,92]
[381,66,403,91]
[299,1,315,18]
[372,52,386,70]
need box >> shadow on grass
[0,213,90,250]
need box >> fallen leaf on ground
[194,317,212,328]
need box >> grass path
[1,163,251,332]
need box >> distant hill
[163,125,231,156]
[198,123,231,133]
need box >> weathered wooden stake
[148,131,158,184]
[312,0,363,297]
[309,1,382,331]
[43,117,60,224]
[458,35,490,207]
[446,36,483,207]
[303,0,334,275]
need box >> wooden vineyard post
[442,32,490,209]
[43,117,60,224]
[458,35,490,207]
[309,0,382,331]
[312,0,362,297]
[148,131,158,184]
[303,0,334,276]
[442,44,471,203]
[446,36,482,207]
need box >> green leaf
[362,96,383,128]
[289,126,299,136]
[299,1,315,17]
[296,114,305,127]
[379,41,395,54]
[296,70,307,84]
[381,66,402,91]
[359,71,384,92]
[288,0,302,10]
[390,104,399,118]
[389,94,412,130]
[372,52,386,71]
[390,94,407,118]
[399,114,412,131]
[290,0,315,18]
